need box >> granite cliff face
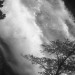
[0,0,75,75]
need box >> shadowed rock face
[0,0,75,75]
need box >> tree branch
[55,49,75,75]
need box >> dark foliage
[0,10,6,20]
[0,0,4,7]
[0,0,6,20]
[25,39,75,75]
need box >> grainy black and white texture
[0,0,75,75]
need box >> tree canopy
[24,39,75,75]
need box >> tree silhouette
[24,39,75,75]
[0,0,6,20]
[0,0,4,7]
